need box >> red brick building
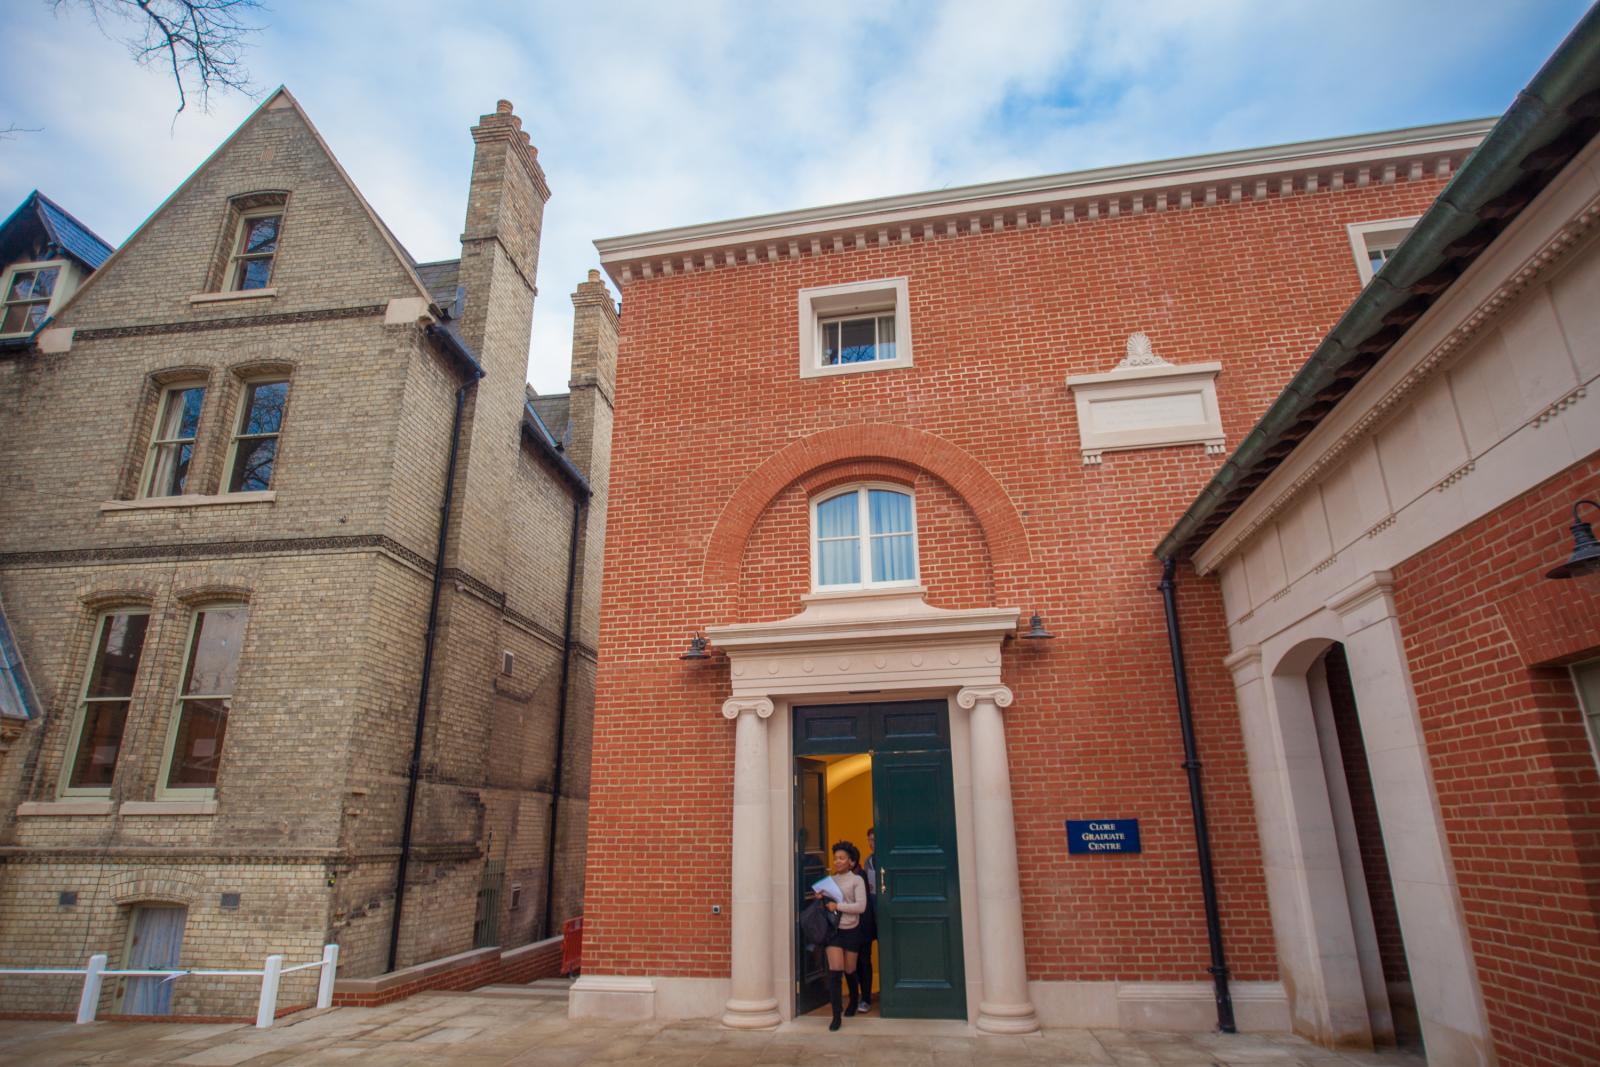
[572,12,1599,1066]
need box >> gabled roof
[1157,5,1600,564]
[0,190,114,271]
[56,86,435,322]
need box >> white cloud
[0,0,1584,392]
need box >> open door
[795,756,830,1015]
[873,748,966,1019]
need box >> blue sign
[1066,819,1141,854]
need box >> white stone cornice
[720,696,774,720]
[598,122,1488,287]
[956,685,1014,709]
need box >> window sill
[802,584,927,603]
[801,356,914,380]
[120,799,218,816]
[101,491,275,512]
[19,800,114,817]
[190,288,277,305]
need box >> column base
[976,999,1040,1034]
[721,997,782,1030]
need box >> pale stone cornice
[597,120,1489,285]
[707,588,1019,652]
[1193,156,1600,576]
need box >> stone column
[957,685,1038,1034]
[720,696,781,1029]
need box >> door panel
[874,748,966,1019]
[122,905,186,1015]
[795,756,830,1015]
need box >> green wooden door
[794,756,830,1015]
[873,747,967,1020]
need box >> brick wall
[1391,457,1600,1067]
[586,167,1451,983]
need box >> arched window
[812,485,918,589]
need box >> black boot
[828,971,843,1030]
[844,972,860,1016]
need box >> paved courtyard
[0,992,1429,1066]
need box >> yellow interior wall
[823,754,873,856]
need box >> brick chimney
[455,99,550,374]
[562,269,619,480]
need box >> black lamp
[679,633,710,660]
[1020,612,1055,640]
[1546,499,1600,580]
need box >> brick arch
[703,424,1029,593]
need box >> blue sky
[0,0,1590,392]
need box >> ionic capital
[956,685,1014,710]
[721,696,774,721]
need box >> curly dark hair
[830,840,860,865]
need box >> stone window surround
[155,602,248,802]
[207,191,290,296]
[58,606,151,801]
[1346,216,1420,287]
[796,277,913,379]
[0,258,77,338]
[809,482,920,592]
[120,362,295,507]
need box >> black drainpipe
[388,373,475,973]
[1159,556,1236,1034]
[541,490,585,940]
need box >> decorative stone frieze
[1066,334,1224,465]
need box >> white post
[719,696,781,1030]
[957,685,1039,1035]
[316,944,340,1010]
[76,954,107,1024]
[256,954,283,1029]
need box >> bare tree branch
[0,124,45,141]
[50,0,265,117]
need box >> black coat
[799,899,835,952]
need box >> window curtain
[816,494,860,585]
[123,906,187,1015]
[869,490,916,582]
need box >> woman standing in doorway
[819,840,868,1031]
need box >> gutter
[1156,5,1600,565]
[1158,558,1235,1034]
[388,334,484,973]
[541,488,585,939]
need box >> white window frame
[225,209,283,292]
[0,258,75,338]
[156,604,247,801]
[797,277,913,379]
[139,383,207,499]
[809,483,920,592]
[1572,658,1600,775]
[1346,217,1420,286]
[59,609,150,799]
[220,378,289,494]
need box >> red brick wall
[1323,644,1409,985]
[587,175,1451,984]
[1391,457,1600,1066]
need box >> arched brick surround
[702,425,1030,595]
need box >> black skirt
[826,923,867,952]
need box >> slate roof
[0,191,114,271]
[528,390,571,447]
[415,258,462,312]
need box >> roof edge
[596,118,1494,259]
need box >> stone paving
[0,992,1430,1066]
